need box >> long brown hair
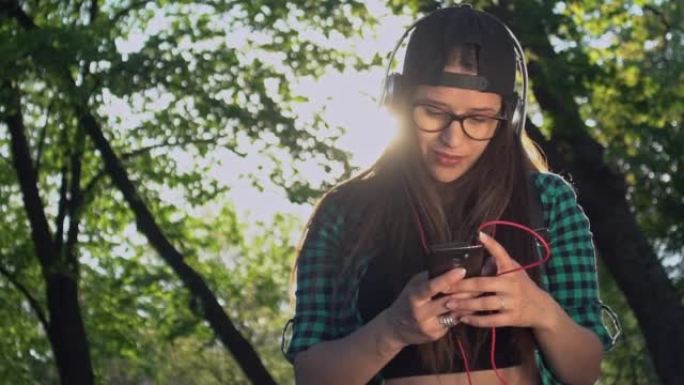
[289,43,548,373]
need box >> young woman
[284,5,614,385]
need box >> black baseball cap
[401,5,517,98]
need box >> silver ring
[499,296,506,311]
[438,314,459,328]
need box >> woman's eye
[425,107,446,116]
[469,116,489,124]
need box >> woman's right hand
[382,268,473,347]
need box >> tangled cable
[414,217,551,385]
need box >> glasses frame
[412,102,508,141]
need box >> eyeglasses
[412,103,507,141]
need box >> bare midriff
[385,364,539,385]
[386,338,539,385]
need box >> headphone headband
[379,5,528,135]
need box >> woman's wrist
[375,309,407,357]
[533,291,564,333]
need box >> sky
[100,0,416,245]
[193,2,413,227]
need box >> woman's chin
[429,168,464,184]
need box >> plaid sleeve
[284,193,347,364]
[535,173,614,350]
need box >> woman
[284,5,614,385]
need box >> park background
[0,0,682,384]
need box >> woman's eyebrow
[415,98,499,114]
[468,107,500,114]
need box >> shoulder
[313,174,378,222]
[529,171,579,205]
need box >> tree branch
[0,263,50,334]
[89,0,99,24]
[643,5,671,31]
[78,133,245,213]
[2,80,55,268]
[110,0,149,25]
[121,134,246,160]
[65,125,86,272]
[33,101,52,174]
[54,125,71,253]
[0,0,36,29]
[76,103,278,385]
[54,163,68,253]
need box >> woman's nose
[439,120,467,147]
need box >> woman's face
[411,69,503,184]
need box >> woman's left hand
[445,231,561,331]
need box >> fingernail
[454,268,466,277]
[446,300,458,309]
[479,231,488,242]
[459,317,469,323]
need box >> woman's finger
[444,294,510,313]
[479,231,521,273]
[450,276,507,293]
[412,268,467,303]
[459,311,512,328]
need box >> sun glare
[220,5,410,223]
[108,1,410,227]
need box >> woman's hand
[446,231,561,331]
[382,267,477,348]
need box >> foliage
[1,0,375,383]
[597,260,661,385]
[0,0,681,384]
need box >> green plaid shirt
[285,172,615,384]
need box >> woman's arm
[294,308,404,385]
[451,231,605,385]
[293,268,471,385]
[448,174,613,384]
[533,297,603,385]
[288,189,471,384]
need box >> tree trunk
[487,4,684,384]
[5,1,278,382]
[46,275,95,385]
[3,81,95,385]
[77,110,278,385]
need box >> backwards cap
[402,5,517,97]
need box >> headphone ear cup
[382,73,404,109]
[508,93,523,135]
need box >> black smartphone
[427,241,485,280]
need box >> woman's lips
[433,150,465,167]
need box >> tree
[485,3,684,384]
[0,0,376,383]
[2,0,681,384]
[386,1,684,384]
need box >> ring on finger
[438,314,459,328]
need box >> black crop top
[357,239,523,379]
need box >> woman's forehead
[413,84,502,112]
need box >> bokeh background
[0,0,682,384]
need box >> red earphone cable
[456,338,473,385]
[478,220,551,385]
[406,192,552,385]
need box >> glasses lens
[413,104,450,132]
[463,116,499,140]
